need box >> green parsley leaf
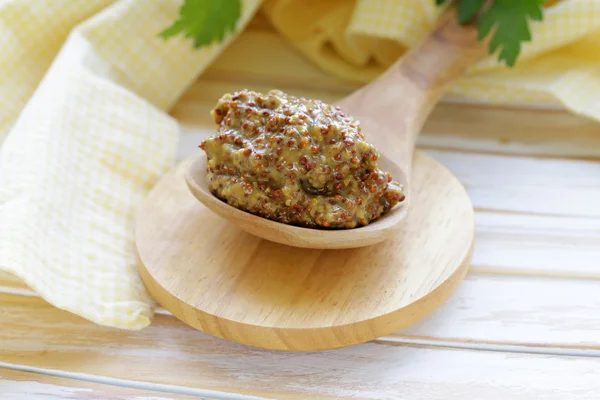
[477,0,544,67]
[160,0,242,48]
[456,0,486,24]
[435,0,544,67]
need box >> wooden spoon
[185,7,487,249]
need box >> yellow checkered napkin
[1,0,598,330]
[0,0,261,329]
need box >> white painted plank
[0,368,201,400]
[4,350,600,400]
[425,149,600,217]
[472,212,600,277]
[419,103,600,159]
[395,274,600,348]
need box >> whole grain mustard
[200,89,404,229]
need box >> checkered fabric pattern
[0,0,598,329]
[0,0,261,329]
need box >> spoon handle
[342,5,487,176]
[397,6,486,123]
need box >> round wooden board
[136,150,474,352]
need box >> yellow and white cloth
[0,0,598,329]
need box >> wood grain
[0,368,201,399]
[1,293,599,400]
[0,270,24,290]
[137,151,473,351]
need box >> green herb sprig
[160,0,242,48]
[161,0,545,67]
[437,0,545,67]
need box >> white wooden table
[1,19,600,400]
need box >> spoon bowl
[184,6,486,249]
[185,151,409,249]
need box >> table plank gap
[417,144,600,162]
[0,367,206,399]
[0,364,263,400]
